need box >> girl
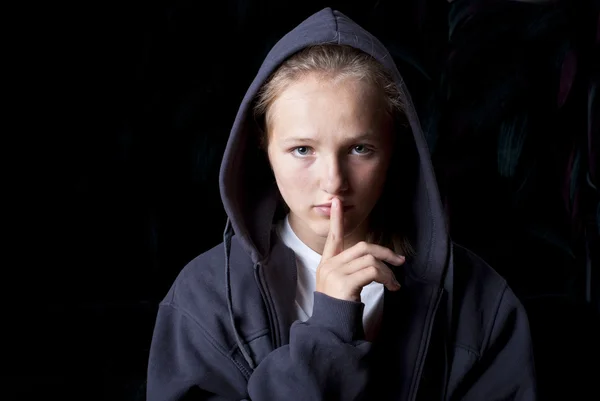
[147,7,536,401]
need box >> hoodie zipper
[254,262,281,349]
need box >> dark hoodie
[147,7,537,401]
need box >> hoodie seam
[453,342,480,357]
[332,8,339,41]
[479,283,509,356]
[408,287,444,400]
[160,301,229,354]
[160,301,254,377]
[162,297,270,350]
[226,328,270,356]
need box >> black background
[7,0,599,400]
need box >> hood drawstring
[224,218,256,370]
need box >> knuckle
[365,254,377,265]
[366,265,378,276]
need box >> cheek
[351,160,389,195]
[271,157,312,202]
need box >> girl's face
[266,73,394,253]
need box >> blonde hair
[253,44,414,257]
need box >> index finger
[321,197,344,260]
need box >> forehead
[267,75,386,139]
[274,74,377,107]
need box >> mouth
[313,204,354,216]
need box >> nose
[319,154,348,195]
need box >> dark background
[7,0,599,400]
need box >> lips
[313,204,354,216]
[315,204,354,209]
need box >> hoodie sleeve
[247,292,372,400]
[450,284,537,401]
[147,292,373,401]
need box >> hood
[219,7,449,284]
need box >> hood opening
[219,6,450,283]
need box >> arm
[450,285,537,401]
[147,293,373,401]
[247,292,372,400]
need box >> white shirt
[276,214,384,341]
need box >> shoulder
[451,242,506,292]
[451,242,510,306]
[159,241,230,327]
[163,235,256,307]
[163,241,222,300]
[449,242,529,355]
[158,235,267,347]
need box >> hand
[315,198,405,302]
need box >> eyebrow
[281,132,377,144]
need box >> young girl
[147,7,536,401]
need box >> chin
[305,219,330,238]
[312,216,361,238]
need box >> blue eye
[292,146,312,156]
[351,145,372,155]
